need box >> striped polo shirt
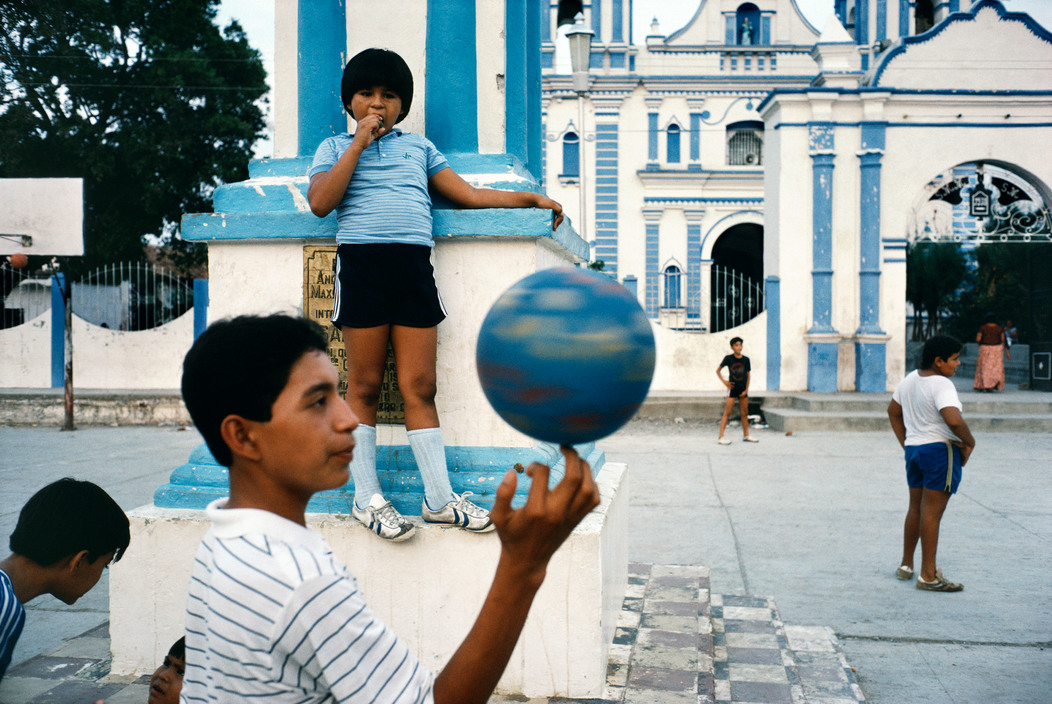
[309,129,449,248]
[181,500,435,703]
[0,567,26,682]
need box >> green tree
[949,242,1050,343]
[905,241,968,340]
[0,0,267,275]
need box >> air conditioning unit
[744,152,758,165]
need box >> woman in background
[973,313,1009,392]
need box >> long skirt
[973,344,1005,391]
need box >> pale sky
[215,0,1052,157]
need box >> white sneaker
[744,436,760,443]
[352,494,415,542]
[717,437,731,445]
[422,492,495,532]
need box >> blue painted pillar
[647,111,659,164]
[506,0,528,170]
[193,279,209,339]
[856,0,870,70]
[426,0,479,154]
[525,0,542,179]
[856,122,888,392]
[297,0,346,157]
[807,122,838,392]
[766,276,781,390]
[50,273,65,388]
[899,0,910,38]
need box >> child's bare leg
[718,397,735,437]
[392,325,457,508]
[343,325,390,425]
[343,325,391,509]
[901,486,923,570]
[390,325,439,429]
[739,395,750,437]
[918,488,952,581]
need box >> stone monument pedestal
[110,462,628,699]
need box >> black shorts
[331,243,447,328]
[729,383,747,399]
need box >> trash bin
[1031,341,1052,392]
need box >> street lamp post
[566,13,594,247]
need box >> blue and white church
[541,0,1052,392]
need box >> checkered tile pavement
[0,563,865,704]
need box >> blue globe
[476,267,656,445]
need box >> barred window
[727,121,763,166]
[663,265,682,308]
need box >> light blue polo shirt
[309,129,449,247]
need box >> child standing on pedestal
[307,48,563,541]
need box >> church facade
[541,0,1052,392]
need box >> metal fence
[711,265,765,333]
[0,261,194,331]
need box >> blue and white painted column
[593,98,623,273]
[856,121,889,392]
[805,122,839,392]
[686,209,704,327]
[689,100,704,171]
[643,208,662,318]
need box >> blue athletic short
[332,243,447,328]
[904,441,962,494]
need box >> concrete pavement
[0,415,1049,703]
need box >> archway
[710,223,764,332]
[904,161,1052,370]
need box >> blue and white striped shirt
[180,500,435,703]
[309,129,449,248]
[0,567,26,682]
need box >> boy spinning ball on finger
[178,314,599,702]
[307,48,564,541]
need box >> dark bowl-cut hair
[168,636,186,661]
[10,478,130,567]
[181,314,330,467]
[729,337,743,347]
[921,334,963,369]
[341,48,414,122]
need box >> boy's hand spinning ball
[476,267,656,445]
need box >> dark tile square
[613,626,638,645]
[726,646,785,665]
[713,660,729,680]
[710,606,723,618]
[8,656,102,680]
[730,680,793,703]
[698,633,713,653]
[627,665,696,692]
[628,575,649,586]
[628,562,651,576]
[713,632,726,648]
[642,629,698,649]
[698,671,715,698]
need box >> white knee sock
[350,424,381,510]
[408,427,454,509]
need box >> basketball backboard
[0,178,84,256]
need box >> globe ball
[476,266,656,445]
